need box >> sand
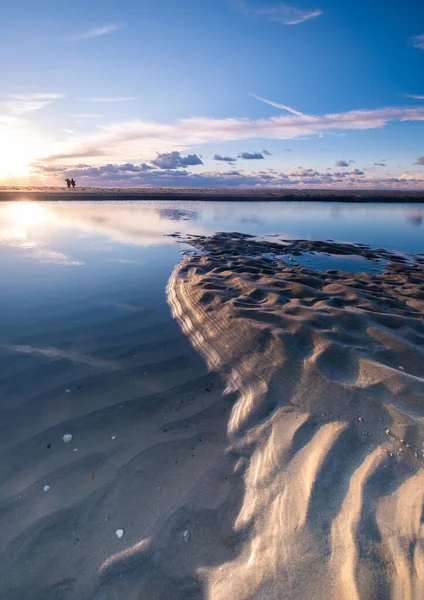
[168,234,424,599]
[1,186,424,202]
[1,232,424,599]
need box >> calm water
[0,200,422,342]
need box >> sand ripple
[168,233,424,600]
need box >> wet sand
[0,299,231,599]
[1,233,424,599]
[1,186,424,202]
[168,234,424,599]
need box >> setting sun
[0,129,47,180]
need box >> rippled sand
[1,233,424,599]
[168,234,424,600]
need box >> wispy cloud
[405,94,424,100]
[250,93,305,116]
[411,34,424,50]
[67,113,103,118]
[88,97,135,102]
[9,93,63,101]
[39,103,424,165]
[65,23,124,41]
[0,115,25,129]
[416,156,424,166]
[3,93,64,114]
[234,1,322,25]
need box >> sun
[0,128,48,181]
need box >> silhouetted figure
[71,178,76,188]
[65,178,71,188]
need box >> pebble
[63,434,73,443]
[65,389,71,393]
[115,529,124,539]
[358,417,363,423]
[385,429,391,435]
[398,366,404,371]
[111,435,116,440]
[43,485,50,492]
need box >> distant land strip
[1,187,424,202]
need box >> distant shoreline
[1,187,424,202]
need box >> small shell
[115,529,124,539]
[182,530,190,543]
[63,434,73,443]
[43,485,50,492]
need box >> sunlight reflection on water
[0,199,422,255]
[0,199,422,337]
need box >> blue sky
[1,0,424,188]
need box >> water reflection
[0,200,423,259]
[407,213,423,226]
[9,201,47,227]
[1,201,50,244]
[294,252,386,274]
[157,208,199,221]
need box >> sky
[1,0,424,189]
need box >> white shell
[182,530,190,543]
[63,434,73,443]
[115,529,124,539]
[43,485,50,492]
